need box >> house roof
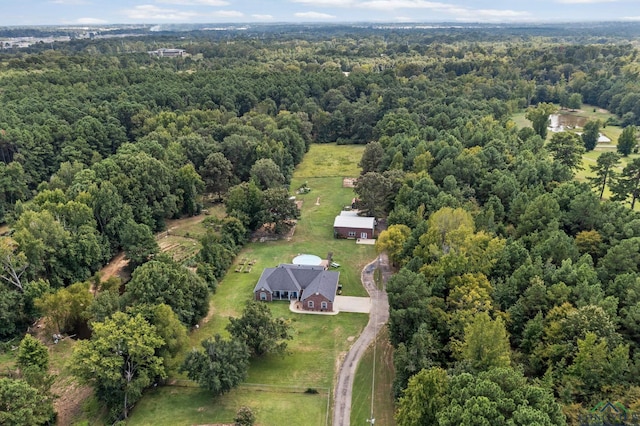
[253,264,339,302]
[333,213,375,230]
[301,270,340,302]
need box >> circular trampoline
[292,254,323,266]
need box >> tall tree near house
[525,102,557,139]
[180,334,250,396]
[226,301,292,357]
[611,158,640,209]
[359,141,384,174]
[354,171,392,217]
[261,187,299,235]
[71,312,166,421]
[617,126,637,156]
[376,224,411,266]
[588,151,620,199]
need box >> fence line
[164,379,330,395]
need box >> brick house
[333,211,376,239]
[253,264,339,312]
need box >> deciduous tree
[525,102,557,139]
[181,334,250,396]
[125,258,209,326]
[458,312,511,372]
[396,367,448,426]
[71,312,166,420]
[226,301,292,357]
[376,224,411,266]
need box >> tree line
[2,25,640,424]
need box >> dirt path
[333,253,391,426]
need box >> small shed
[333,211,375,239]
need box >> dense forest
[2,23,640,425]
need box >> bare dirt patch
[52,376,93,425]
[342,177,357,188]
[99,252,129,283]
[251,221,297,242]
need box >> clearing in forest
[128,143,378,426]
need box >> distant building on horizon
[148,48,186,58]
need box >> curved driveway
[332,253,390,426]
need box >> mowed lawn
[351,328,396,426]
[129,143,375,426]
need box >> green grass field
[128,143,379,426]
[351,328,396,426]
[129,385,329,426]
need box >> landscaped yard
[128,143,379,425]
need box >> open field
[129,385,329,426]
[129,143,377,425]
[350,328,396,426]
[293,143,366,178]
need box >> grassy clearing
[294,143,366,178]
[0,349,16,374]
[130,143,375,425]
[129,385,329,426]
[351,328,396,426]
[512,105,622,142]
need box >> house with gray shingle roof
[253,264,339,312]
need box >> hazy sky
[3,0,640,26]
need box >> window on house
[321,301,328,310]
[260,292,267,301]
[348,231,356,237]
[308,300,314,308]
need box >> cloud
[212,10,244,17]
[252,14,274,20]
[76,17,108,24]
[475,9,530,18]
[294,11,336,19]
[122,5,199,21]
[556,0,616,3]
[622,16,640,20]
[122,3,244,21]
[358,0,453,10]
[50,0,88,4]
[291,0,355,6]
[156,0,230,5]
